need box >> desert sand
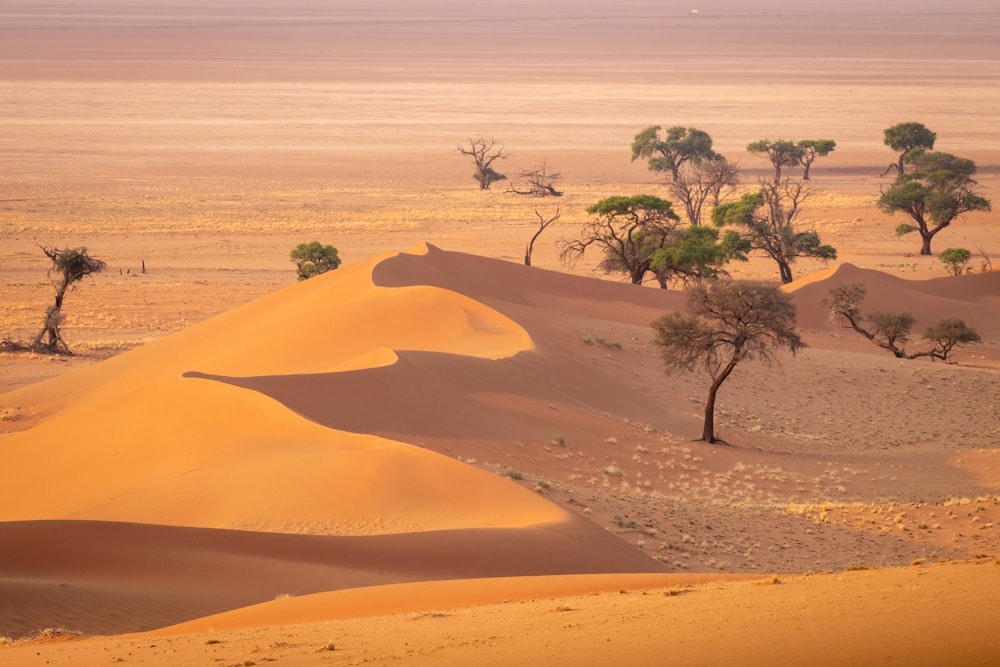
[2,1,1000,665]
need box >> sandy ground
[1,1,1000,665]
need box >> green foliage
[924,319,980,362]
[878,150,991,255]
[649,225,748,285]
[585,194,677,219]
[631,126,720,180]
[938,248,972,275]
[884,122,937,173]
[290,241,341,281]
[563,194,680,285]
[712,187,836,284]
[746,139,804,181]
[866,311,917,349]
[895,223,918,236]
[796,139,836,180]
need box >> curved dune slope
[0,246,674,637]
[788,262,1000,337]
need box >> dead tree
[457,137,509,190]
[525,207,560,266]
[509,160,563,197]
[31,246,106,354]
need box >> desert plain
[1,1,1000,665]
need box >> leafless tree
[668,158,740,225]
[525,208,560,266]
[509,159,563,197]
[457,137,509,190]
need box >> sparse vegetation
[290,241,341,281]
[826,282,980,362]
[938,247,972,276]
[11,246,108,355]
[524,207,560,266]
[651,280,803,443]
[457,136,509,190]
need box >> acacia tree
[652,280,803,444]
[648,225,748,288]
[796,139,836,180]
[290,241,341,280]
[883,122,936,176]
[939,248,971,276]
[746,139,803,182]
[711,183,837,284]
[524,207,560,266]
[668,156,741,226]
[31,246,106,354]
[561,195,680,285]
[877,150,991,256]
[825,282,980,362]
[457,137,509,190]
[631,126,719,182]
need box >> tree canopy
[652,280,803,443]
[796,139,836,180]
[561,195,680,285]
[883,122,936,175]
[290,241,341,280]
[746,139,803,182]
[711,186,836,284]
[877,150,991,255]
[631,126,720,182]
[31,246,106,354]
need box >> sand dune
[789,262,1000,338]
[3,243,998,646]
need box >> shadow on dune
[0,518,666,637]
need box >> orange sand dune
[3,244,1000,643]
[0,244,683,637]
[788,262,1000,339]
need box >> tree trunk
[701,359,739,444]
[920,232,933,256]
[897,154,906,176]
[802,162,812,180]
[778,259,794,284]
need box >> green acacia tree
[712,184,836,284]
[631,126,719,182]
[561,194,680,285]
[649,225,748,287]
[746,139,803,182]
[290,241,341,280]
[796,139,836,180]
[938,248,972,276]
[877,150,991,256]
[882,122,936,176]
[652,280,803,444]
